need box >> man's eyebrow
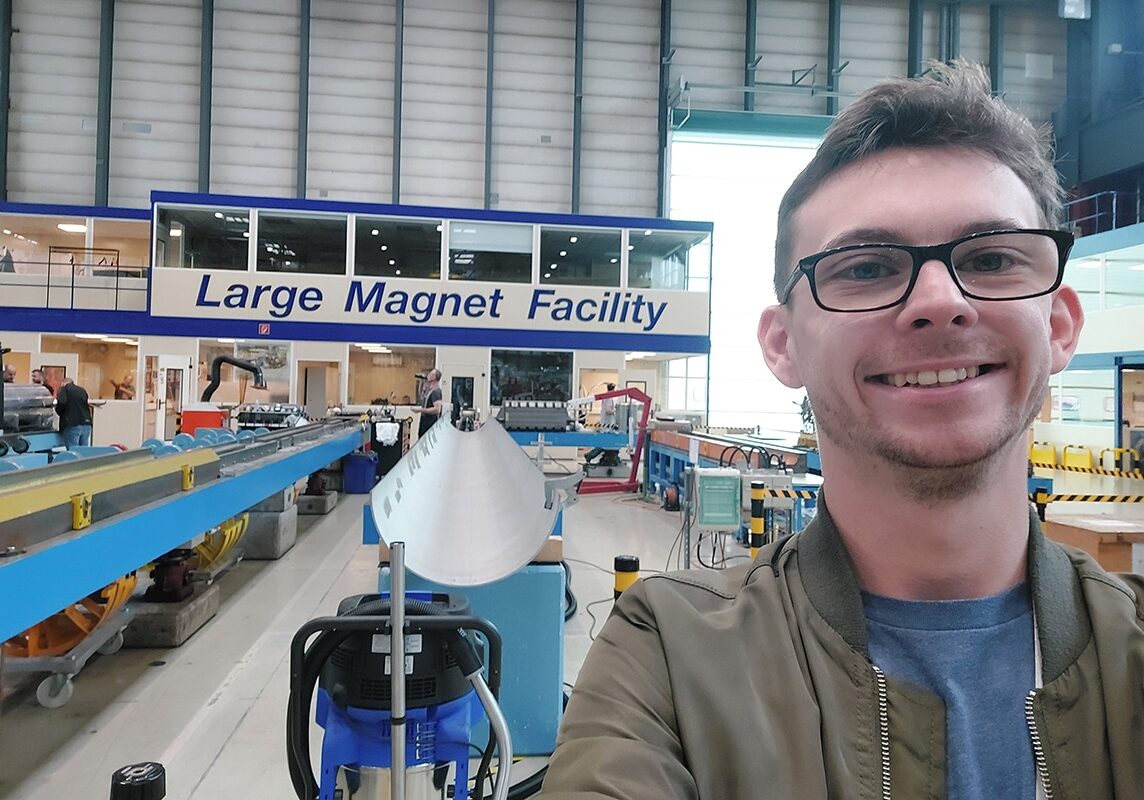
[818,219,1030,251]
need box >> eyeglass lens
[811,231,1061,311]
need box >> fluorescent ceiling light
[216,338,236,343]
[57,223,87,234]
[1129,264,1144,271]
[170,228,183,238]
[76,333,106,339]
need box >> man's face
[759,146,1082,482]
[31,370,43,385]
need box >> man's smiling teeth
[886,365,981,387]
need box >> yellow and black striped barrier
[753,488,818,500]
[1031,491,1144,504]
[1030,461,1144,480]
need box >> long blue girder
[0,423,364,643]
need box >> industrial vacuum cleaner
[286,550,511,800]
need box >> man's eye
[961,251,1014,273]
[844,261,891,280]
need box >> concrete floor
[0,489,691,800]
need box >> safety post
[750,481,765,559]
[613,555,639,598]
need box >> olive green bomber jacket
[540,502,1144,799]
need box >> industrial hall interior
[2,0,1144,798]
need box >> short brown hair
[774,60,1063,296]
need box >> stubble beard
[812,382,1045,503]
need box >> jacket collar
[794,492,1091,681]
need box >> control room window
[347,345,436,406]
[490,349,573,404]
[355,217,441,279]
[628,230,710,291]
[156,206,250,270]
[448,221,532,283]
[539,227,621,287]
[257,212,347,275]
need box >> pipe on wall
[198,0,214,193]
[571,0,584,212]
[392,0,404,203]
[484,0,495,209]
[297,0,311,198]
[95,0,115,206]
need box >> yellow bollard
[614,555,639,599]
[750,481,765,559]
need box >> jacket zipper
[1025,690,1054,800]
[873,665,891,800]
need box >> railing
[0,255,148,312]
[1065,190,1141,237]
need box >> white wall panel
[959,5,991,66]
[673,0,742,111]
[1002,8,1068,127]
[110,0,201,206]
[400,0,487,209]
[308,0,396,203]
[837,0,909,112]
[490,0,574,213]
[581,0,659,217]
[756,0,830,115]
[7,1,101,203]
[211,0,300,197]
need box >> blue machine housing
[316,688,481,800]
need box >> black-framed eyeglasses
[778,228,1075,313]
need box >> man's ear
[758,305,804,388]
[1048,286,1084,374]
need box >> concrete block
[298,490,338,515]
[248,484,297,513]
[123,583,221,648]
[243,505,298,560]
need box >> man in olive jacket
[541,62,1144,799]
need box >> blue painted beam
[0,0,11,201]
[198,0,214,193]
[0,428,362,643]
[95,0,115,206]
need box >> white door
[144,355,192,441]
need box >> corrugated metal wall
[2,0,1072,213]
[7,1,100,203]
[580,0,659,217]
[489,0,574,213]
[211,0,300,198]
[307,0,395,203]
[111,0,202,206]
[400,0,487,208]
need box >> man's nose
[895,258,979,330]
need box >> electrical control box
[694,467,743,532]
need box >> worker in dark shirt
[56,377,93,448]
[416,369,444,439]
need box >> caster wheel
[98,630,125,656]
[36,675,74,708]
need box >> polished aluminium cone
[369,419,578,586]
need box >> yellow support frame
[0,449,218,525]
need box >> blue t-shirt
[862,583,1036,800]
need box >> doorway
[297,360,340,420]
[144,355,191,440]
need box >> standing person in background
[416,369,444,438]
[111,372,136,400]
[0,245,14,273]
[56,377,93,448]
[2,364,14,383]
[31,368,55,396]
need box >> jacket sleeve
[539,578,698,799]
